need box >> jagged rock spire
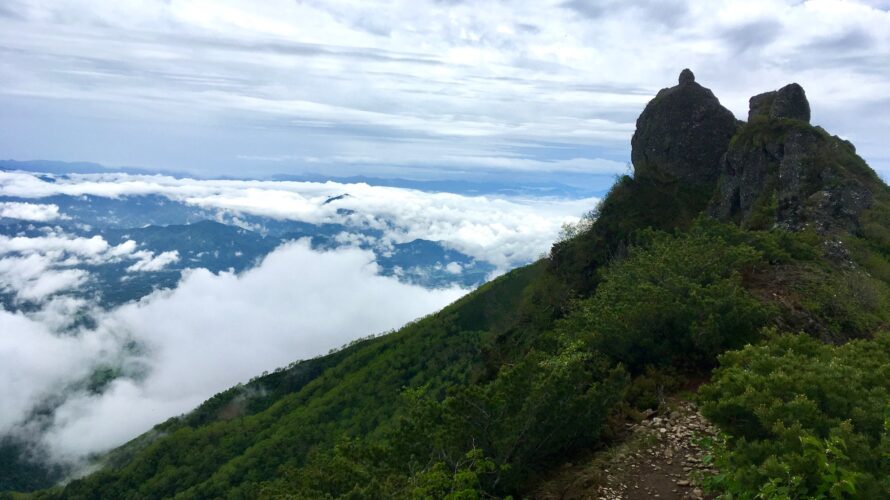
[631,69,738,184]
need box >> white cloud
[0,201,65,221]
[0,240,466,461]
[0,308,113,433]
[0,233,112,261]
[0,254,89,303]
[126,250,179,272]
[0,229,186,303]
[445,261,462,274]
[0,1,887,177]
[0,171,594,269]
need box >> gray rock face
[631,70,738,184]
[747,91,777,121]
[747,83,810,123]
[711,119,873,232]
[771,83,810,122]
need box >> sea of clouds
[0,170,598,268]
[0,170,597,466]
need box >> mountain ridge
[8,70,890,499]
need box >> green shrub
[395,343,628,494]
[699,332,890,498]
[559,220,777,371]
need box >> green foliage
[623,366,684,411]
[793,265,890,340]
[0,438,64,494]
[558,220,777,371]
[549,175,715,296]
[255,343,628,498]
[407,448,500,499]
[699,332,890,498]
[730,117,814,149]
[395,344,628,494]
[848,186,890,285]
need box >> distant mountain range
[1,159,614,198]
[0,192,495,312]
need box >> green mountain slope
[14,70,890,499]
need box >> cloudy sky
[1,0,888,180]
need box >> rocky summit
[632,69,880,235]
[631,69,738,185]
[711,82,876,233]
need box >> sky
[1,0,889,181]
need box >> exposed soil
[532,399,719,500]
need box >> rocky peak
[712,83,876,234]
[747,83,811,123]
[631,69,738,185]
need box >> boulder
[770,83,810,122]
[747,91,777,121]
[747,83,810,123]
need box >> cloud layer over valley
[0,170,593,468]
[1,170,595,269]
[1,241,465,462]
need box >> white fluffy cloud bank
[0,202,65,221]
[0,170,596,269]
[0,169,594,465]
[1,240,465,461]
[0,231,176,304]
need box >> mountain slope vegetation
[10,70,890,499]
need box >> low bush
[699,332,890,498]
[558,220,780,371]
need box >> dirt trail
[533,399,719,500]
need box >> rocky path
[533,399,719,500]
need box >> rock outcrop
[747,83,811,122]
[711,84,874,233]
[629,70,880,235]
[631,69,738,184]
